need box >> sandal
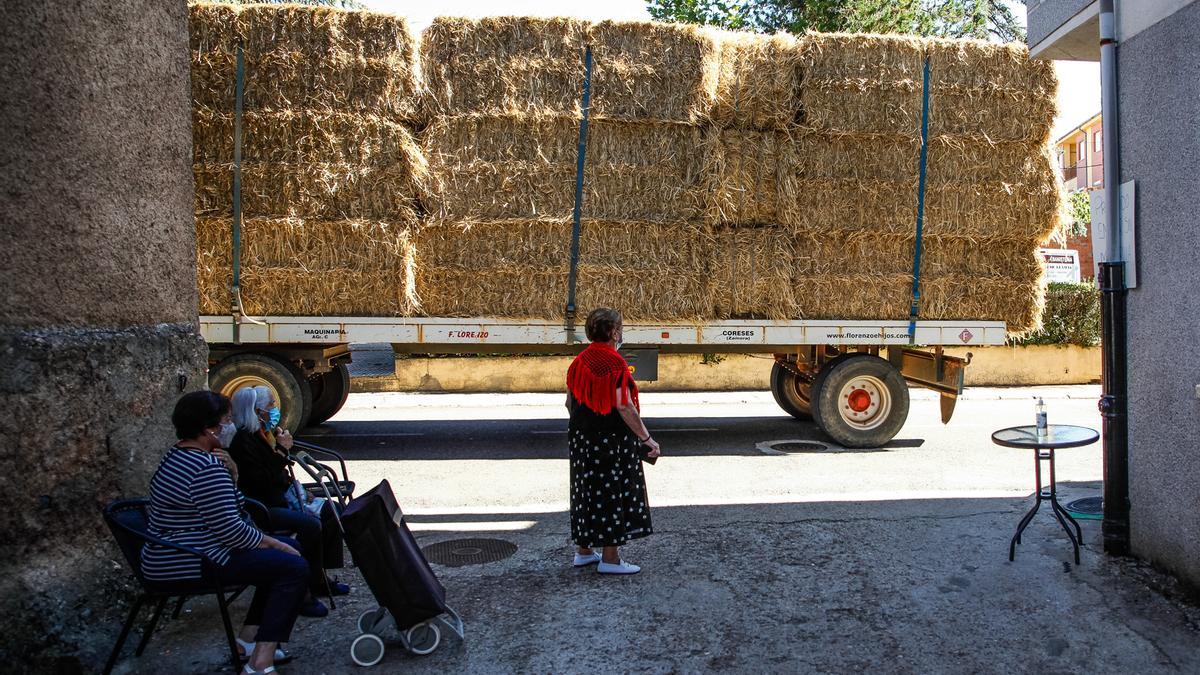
[242,665,276,674]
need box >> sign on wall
[1040,248,1081,283]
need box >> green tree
[1066,190,1091,239]
[646,0,1025,42]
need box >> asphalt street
[116,386,1200,674]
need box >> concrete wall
[1026,0,1096,47]
[1118,1,1200,589]
[0,1,204,667]
[356,346,1103,394]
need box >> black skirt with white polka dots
[568,409,653,548]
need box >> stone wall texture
[0,1,196,329]
[0,0,203,668]
[1119,1,1200,589]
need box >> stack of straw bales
[417,17,719,320]
[187,3,1061,332]
[705,30,1060,330]
[190,3,424,315]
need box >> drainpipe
[1098,0,1130,556]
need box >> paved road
[117,386,1200,674]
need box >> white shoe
[236,637,289,663]
[597,559,640,575]
[573,551,602,567]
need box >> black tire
[307,364,351,426]
[810,353,909,449]
[208,353,313,434]
[770,361,812,420]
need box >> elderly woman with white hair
[227,387,349,618]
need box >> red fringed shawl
[567,342,639,415]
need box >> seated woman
[142,390,308,674]
[227,387,348,609]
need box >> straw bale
[784,131,1047,183]
[189,3,421,117]
[194,163,423,220]
[192,108,428,173]
[925,38,1056,98]
[792,273,1043,330]
[929,88,1056,144]
[798,32,924,134]
[703,129,787,226]
[795,232,1045,279]
[786,176,1060,241]
[710,30,802,130]
[196,217,417,316]
[423,115,707,225]
[414,222,714,320]
[802,32,926,84]
[421,17,716,122]
[711,226,797,320]
[588,20,718,123]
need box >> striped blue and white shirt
[140,447,265,582]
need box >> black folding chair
[102,499,263,675]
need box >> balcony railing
[1061,166,1078,181]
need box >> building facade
[1027,0,1200,589]
[1053,112,1104,278]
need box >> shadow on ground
[108,481,1200,674]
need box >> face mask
[215,422,237,449]
[268,407,281,429]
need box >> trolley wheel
[810,353,909,449]
[357,608,384,635]
[405,623,441,655]
[308,364,351,426]
[770,361,812,420]
[208,352,313,433]
[350,633,385,667]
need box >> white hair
[252,385,275,412]
[231,387,261,433]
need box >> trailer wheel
[208,353,313,433]
[770,362,812,420]
[308,364,351,426]
[810,353,909,449]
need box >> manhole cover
[773,442,830,453]
[1065,496,1103,520]
[423,538,517,567]
[757,439,832,454]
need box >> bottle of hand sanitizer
[1035,397,1048,439]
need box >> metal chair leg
[171,595,188,620]
[134,596,168,656]
[103,594,145,675]
[215,587,242,673]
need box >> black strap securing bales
[231,42,245,344]
[565,45,593,344]
[907,57,931,345]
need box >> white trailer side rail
[200,316,1006,348]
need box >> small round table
[992,424,1099,565]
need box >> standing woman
[566,308,660,574]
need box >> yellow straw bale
[414,222,714,320]
[710,30,802,130]
[421,17,716,122]
[196,216,417,316]
[704,129,788,225]
[189,2,421,117]
[192,108,428,172]
[194,163,423,220]
[711,226,798,319]
[423,115,707,225]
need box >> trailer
[201,315,1001,448]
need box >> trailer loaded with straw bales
[191,3,1062,448]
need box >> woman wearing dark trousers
[228,387,347,611]
[143,390,307,674]
[566,308,661,575]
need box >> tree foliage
[1065,190,1091,239]
[645,0,1025,42]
